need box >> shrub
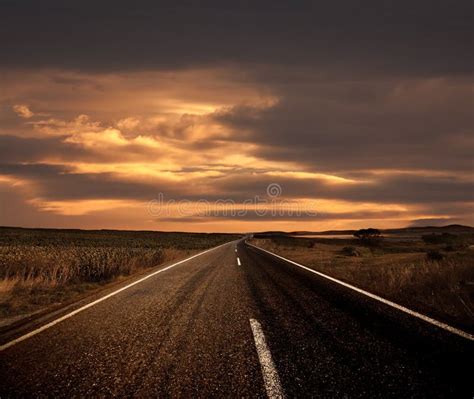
[354,228,382,246]
[342,246,361,257]
[422,232,462,246]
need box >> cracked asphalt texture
[1,240,472,397]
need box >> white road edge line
[247,242,474,341]
[0,241,234,352]
[237,257,242,266]
[249,318,285,399]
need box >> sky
[0,1,473,232]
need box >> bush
[354,228,382,246]
[342,246,361,257]
[422,232,462,246]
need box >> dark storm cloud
[210,173,474,204]
[0,135,89,162]
[0,163,167,200]
[4,161,471,205]
[0,0,472,75]
[0,133,186,164]
[214,76,474,173]
[0,163,258,202]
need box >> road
[1,240,472,397]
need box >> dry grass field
[250,231,474,331]
[0,227,240,324]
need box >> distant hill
[257,225,474,237]
[383,225,474,235]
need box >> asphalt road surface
[1,240,473,398]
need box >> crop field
[0,227,240,323]
[251,230,474,332]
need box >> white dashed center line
[237,257,241,266]
[250,318,285,398]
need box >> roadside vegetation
[251,228,474,332]
[0,227,239,323]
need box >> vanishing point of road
[1,240,472,397]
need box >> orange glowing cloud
[0,67,472,232]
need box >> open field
[0,227,240,324]
[250,228,474,331]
